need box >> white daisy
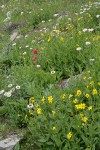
[36,65,41,68]
[16,85,20,89]
[90,58,95,61]
[8,84,13,88]
[25,45,29,48]
[23,52,27,55]
[76,47,82,51]
[0,90,5,95]
[85,41,91,45]
[88,28,94,32]
[96,15,100,18]
[12,43,16,46]
[83,28,88,32]
[54,13,59,17]
[27,103,33,109]
[51,71,55,74]
[21,12,24,15]
[4,92,12,97]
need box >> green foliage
[0,0,100,149]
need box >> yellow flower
[75,103,86,109]
[78,31,82,35]
[60,37,64,42]
[61,94,66,99]
[69,25,74,29]
[98,82,100,86]
[35,104,39,108]
[82,123,85,126]
[77,17,81,21]
[85,94,90,98]
[37,108,42,115]
[18,114,21,117]
[55,30,60,34]
[73,98,78,104]
[88,14,92,18]
[82,117,88,123]
[52,126,56,130]
[93,36,100,41]
[41,33,44,36]
[48,96,53,103]
[88,106,92,110]
[76,90,82,96]
[80,113,84,118]
[83,76,87,80]
[90,81,94,86]
[68,94,73,99]
[89,1,92,4]
[24,115,28,121]
[29,110,34,115]
[87,70,90,73]
[67,132,72,139]
[48,36,51,42]
[41,47,44,50]
[29,97,35,103]
[92,89,98,95]
[52,111,56,116]
[41,96,45,104]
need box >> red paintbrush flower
[32,56,36,61]
[33,49,39,54]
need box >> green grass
[0,0,100,149]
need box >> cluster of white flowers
[23,52,27,55]
[90,58,95,61]
[4,92,12,97]
[42,20,45,23]
[83,28,94,32]
[0,84,20,98]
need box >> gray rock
[10,30,18,41]
[58,73,83,89]
[0,135,20,150]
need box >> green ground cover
[0,0,100,149]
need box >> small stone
[10,31,18,41]
[0,135,20,150]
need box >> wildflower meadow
[0,0,100,149]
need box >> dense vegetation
[0,0,100,149]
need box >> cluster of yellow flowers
[80,113,88,123]
[75,103,86,109]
